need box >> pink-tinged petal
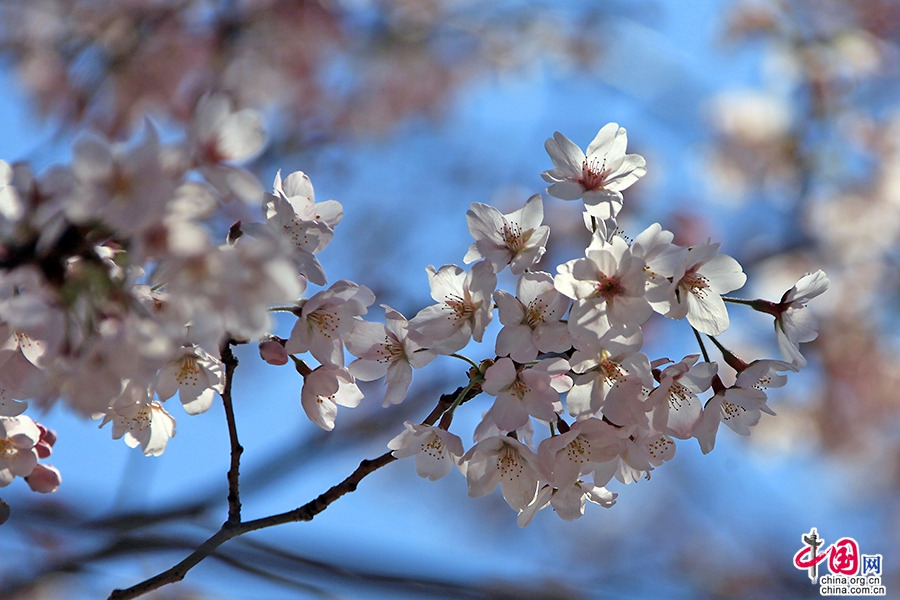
[26,463,61,493]
[466,202,505,243]
[494,289,525,326]
[488,394,531,432]
[607,295,653,329]
[585,123,620,157]
[545,132,585,174]
[783,308,819,344]
[789,270,829,303]
[482,357,517,395]
[426,264,467,302]
[180,387,215,416]
[565,375,598,419]
[702,252,747,294]
[685,290,730,336]
[382,361,413,406]
[518,194,544,230]
[776,326,807,369]
[496,325,537,363]
[546,181,587,200]
[349,357,389,381]
[344,320,388,358]
[665,394,702,439]
[603,154,647,191]
[280,170,315,201]
[414,438,454,480]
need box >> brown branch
[107,384,458,600]
[219,339,243,525]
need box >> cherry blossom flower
[555,236,652,345]
[774,270,829,369]
[387,422,465,481]
[190,93,265,204]
[493,271,570,363]
[646,354,716,438]
[481,357,566,432]
[541,123,647,219]
[243,170,345,286]
[345,305,436,406]
[537,417,623,490]
[98,382,177,457]
[664,240,746,335]
[461,435,543,511]
[463,194,549,275]
[693,359,790,454]
[300,366,364,431]
[285,280,375,370]
[517,481,617,526]
[156,345,226,415]
[565,330,651,419]
[0,415,40,486]
[409,261,497,354]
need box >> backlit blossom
[493,271,570,363]
[541,124,647,219]
[694,359,789,454]
[346,305,436,406]
[300,366,363,431]
[464,194,549,275]
[99,382,177,457]
[775,270,829,369]
[409,261,496,354]
[481,357,566,431]
[285,280,375,370]
[555,236,652,344]
[387,422,464,481]
[156,345,225,415]
[462,435,542,511]
[0,415,40,486]
[664,240,746,336]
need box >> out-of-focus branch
[107,384,459,600]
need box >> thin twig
[219,339,243,525]
[107,385,459,600]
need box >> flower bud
[259,338,288,366]
[25,464,61,493]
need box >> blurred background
[0,0,898,598]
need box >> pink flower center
[580,157,609,190]
[594,274,624,300]
[524,298,548,327]
[444,295,476,322]
[499,219,526,253]
[679,268,710,298]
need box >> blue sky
[0,2,891,599]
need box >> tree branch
[107,385,458,600]
[219,339,243,525]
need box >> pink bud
[35,440,52,459]
[40,426,57,447]
[259,339,288,366]
[25,464,61,493]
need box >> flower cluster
[0,110,825,527]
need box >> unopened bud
[259,338,288,366]
[25,464,61,494]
